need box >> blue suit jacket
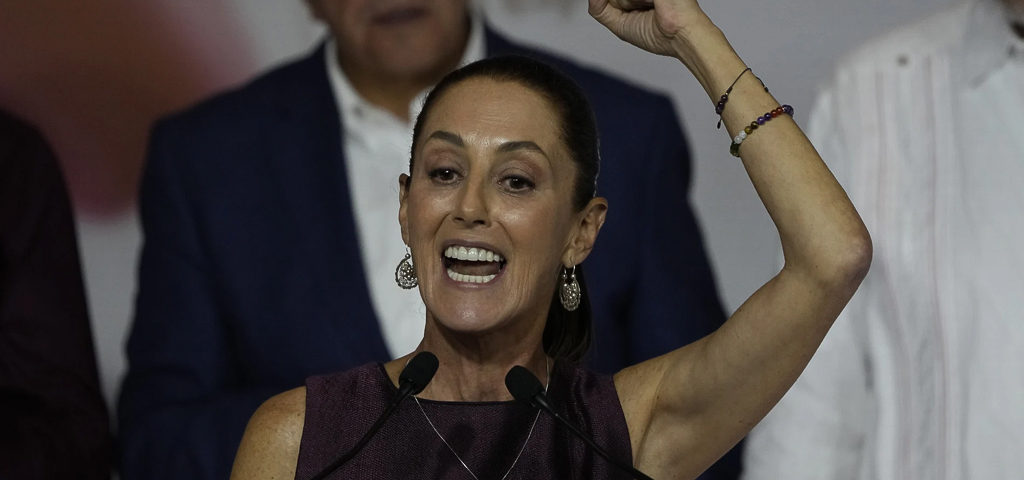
[119,29,732,479]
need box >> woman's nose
[453,179,489,226]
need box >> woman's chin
[422,276,513,331]
[420,271,548,343]
[429,305,509,334]
[423,299,540,345]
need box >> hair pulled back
[409,55,600,363]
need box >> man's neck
[338,62,456,121]
[336,35,468,121]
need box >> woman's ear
[562,197,608,266]
[398,174,411,245]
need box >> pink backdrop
[0,0,259,216]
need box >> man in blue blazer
[119,4,731,479]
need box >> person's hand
[588,0,715,58]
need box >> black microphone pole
[505,365,656,480]
[308,351,439,480]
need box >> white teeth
[444,245,504,263]
[446,268,497,284]
[443,245,502,285]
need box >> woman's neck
[386,343,550,403]
[386,309,551,401]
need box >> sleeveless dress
[294,361,634,479]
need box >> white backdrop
[78,0,958,407]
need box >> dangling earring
[395,249,418,289]
[559,265,581,311]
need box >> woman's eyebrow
[497,140,547,157]
[426,132,547,158]
[425,130,464,147]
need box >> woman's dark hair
[409,55,600,363]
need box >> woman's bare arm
[591,1,872,477]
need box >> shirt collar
[325,10,486,125]
[961,0,1024,86]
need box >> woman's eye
[501,175,535,192]
[428,168,459,183]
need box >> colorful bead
[728,104,795,157]
[716,96,727,114]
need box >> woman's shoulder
[231,362,389,479]
[230,387,307,479]
[252,361,384,427]
[256,386,308,424]
[251,386,307,447]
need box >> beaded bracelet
[729,105,794,157]
[715,67,768,129]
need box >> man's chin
[371,43,463,78]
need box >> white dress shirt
[324,16,485,358]
[956,3,1024,472]
[743,1,1024,479]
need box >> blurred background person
[0,109,111,480]
[743,0,1024,478]
[117,1,731,479]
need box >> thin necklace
[412,357,551,480]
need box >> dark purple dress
[295,361,634,479]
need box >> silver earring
[559,265,581,311]
[395,250,418,289]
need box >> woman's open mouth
[442,245,507,284]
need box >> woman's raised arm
[592,0,872,477]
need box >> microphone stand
[506,365,655,480]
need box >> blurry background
[0,0,957,409]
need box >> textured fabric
[119,26,730,480]
[0,110,112,479]
[295,362,633,480]
[743,1,1024,479]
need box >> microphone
[308,351,439,480]
[397,351,439,397]
[505,366,655,480]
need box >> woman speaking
[229,0,872,478]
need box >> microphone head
[505,365,544,404]
[399,351,439,395]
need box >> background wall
[2,0,957,409]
